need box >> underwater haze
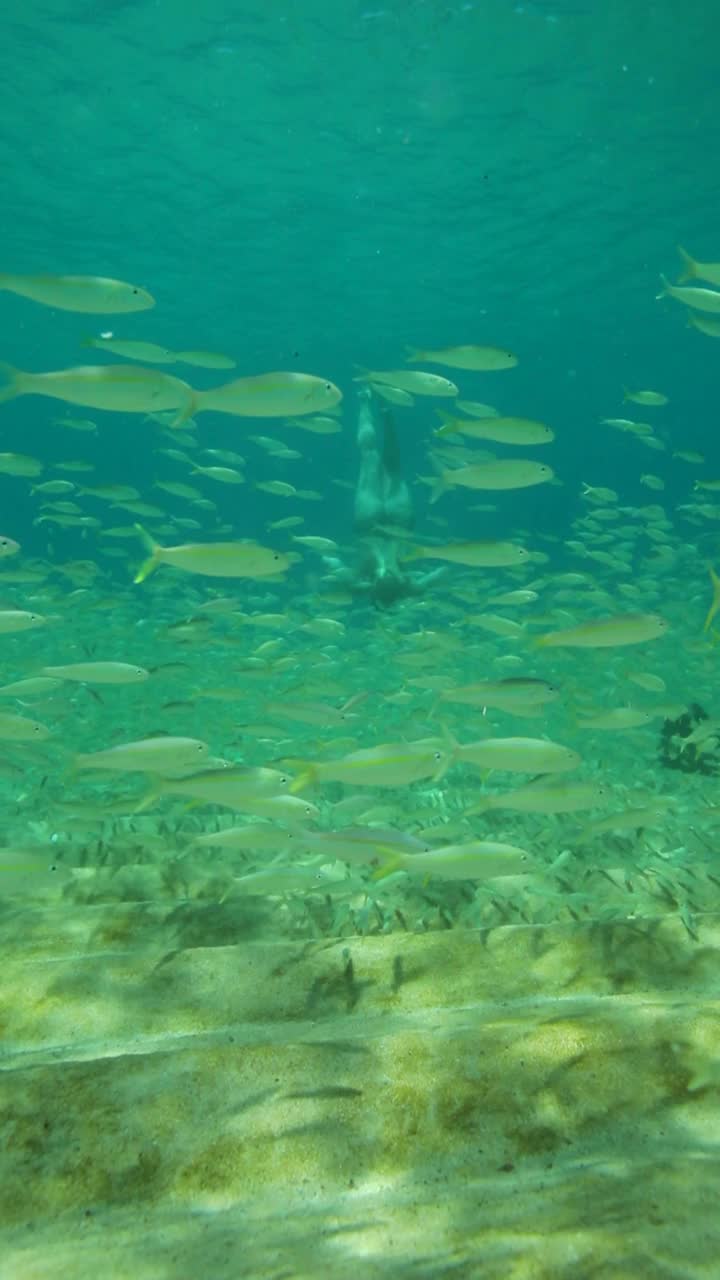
[1,2,720,1278]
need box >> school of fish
[0,252,717,937]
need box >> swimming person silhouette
[322,387,443,608]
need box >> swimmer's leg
[354,389,385,533]
[379,406,414,531]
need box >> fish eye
[433,751,443,761]
[324,383,332,391]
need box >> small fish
[375,839,531,881]
[626,671,666,693]
[402,540,530,568]
[193,824,301,852]
[0,364,194,423]
[284,415,343,435]
[154,481,204,501]
[0,676,63,697]
[0,610,47,634]
[133,525,291,582]
[439,677,559,712]
[299,826,428,865]
[0,272,154,313]
[256,480,296,497]
[174,350,237,370]
[194,371,342,418]
[371,383,415,407]
[454,400,499,418]
[80,484,140,502]
[657,275,720,314]
[435,412,554,446]
[0,712,51,740]
[575,707,657,730]
[467,778,610,816]
[0,453,44,477]
[623,389,668,407]
[405,344,518,372]
[535,613,669,649]
[429,458,554,502]
[83,336,175,363]
[41,661,150,685]
[291,536,339,553]
[456,736,580,773]
[191,465,245,485]
[153,765,290,810]
[0,535,20,557]
[75,735,209,774]
[355,368,458,396]
[288,741,452,791]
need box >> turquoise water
[1,3,720,1277]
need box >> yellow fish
[435,412,554,445]
[405,344,517,371]
[83,336,175,363]
[174,350,237,369]
[76,736,209,774]
[194,371,342,418]
[41,661,150,684]
[0,364,194,423]
[657,275,720,314]
[429,458,554,502]
[623,388,668,406]
[0,272,154,312]
[355,367,458,397]
[374,839,531,881]
[0,453,44,477]
[467,779,610,816]
[0,712,51,741]
[133,525,291,582]
[535,612,668,648]
[288,740,453,791]
[402,540,530,568]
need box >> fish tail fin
[404,346,422,363]
[433,409,458,438]
[372,852,405,881]
[133,789,160,815]
[398,544,422,564]
[703,564,720,632]
[677,246,696,282]
[426,455,449,505]
[655,273,671,300]
[169,390,198,428]
[0,363,22,405]
[133,524,160,584]
[436,721,460,779]
[288,765,316,794]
